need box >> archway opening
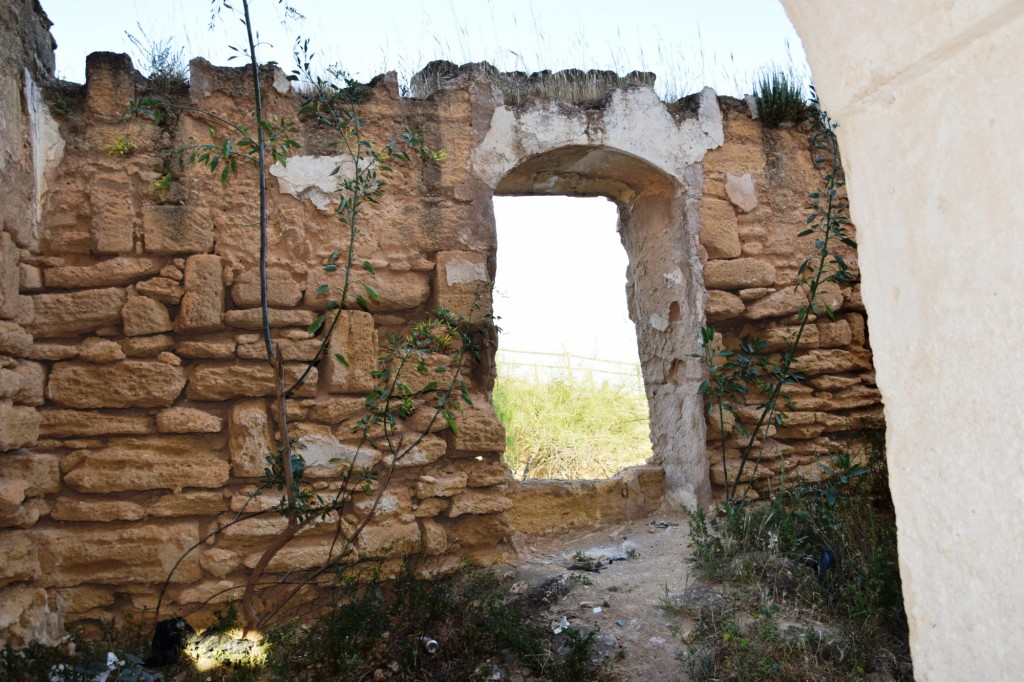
[492,195,651,480]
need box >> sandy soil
[507,509,696,681]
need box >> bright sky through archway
[41,0,808,362]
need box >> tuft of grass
[753,67,807,127]
[680,432,912,681]
[126,23,189,93]
[493,372,652,479]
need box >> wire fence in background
[496,348,645,394]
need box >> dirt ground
[507,509,696,681]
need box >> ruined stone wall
[0,33,878,640]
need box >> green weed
[753,67,807,127]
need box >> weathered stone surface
[706,290,745,322]
[383,434,447,468]
[305,267,431,313]
[35,522,202,587]
[448,488,512,517]
[0,453,59,496]
[25,342,79,361]
[6,361,44,406]
[199,548,240,578]
[305,396,365,424]
[230,267,302,308]
[791,349,873,377]
[0,480,27,515]
[432,251,490,317]
[294,424,381,476]
[187,363,318,401]
[744,286,808,320]
[135,277,184,305]
[0,321,32,355]
[704,258,776,290]
[47,361,186,408]
[466,461,512,488]
[40,409,154,437]
[413,497,450,518]
[42,257,163,289]
[176,255,224,332]
[61,437,230,492]
[228,400,273,477]
[725,173,758,212]
[51,498,146,521]
[224,308,317,329]
[698,198,742,259]
[151,491,227,517]
[176,337,236,359]
[446,513,512,547]
[420,518,447,554]
[157,407,224,433]
[120,334,175,357]
[236,337,320,361]
[122,296,172,336]
[141,205,214,254]
[357,520,421,557]
[0,585,62,647]
[30,288,126,338]
[78,337,126,363]
[324,311,377,393]
[0,401,40,451]
[816,320,852,348]
[449,401,506,454]
[55,586,114,616]
[415,472,468,499]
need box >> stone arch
[470,86,728,508]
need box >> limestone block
[43,257,163,289]
[725,173,758,213]
[465,461,512,488]
[698,198,742,259]
[61,437,230,493]
[413,498,450,518]
[0,453,60,496]
[237,337,320,361]
[121,296,172,337]
[51,499,146,522]
[55,587,114,617]
[30,288,126,338]
[744,324,819,352]
[84,52,138,119]
[40,409,154,437]
[0,368,23,400]
[141,205,214,254]
[811,281,845,316]
[0,585,63,647]
[157,407,224,434]
[305,396,365,424]
[432,251,490,317]
[48,361,186,408]
[816,320,853,348]
[8,362,44,407]
[135,277,184,305]
[0,233,23,320]
[448,489,512,518]
[293,424,381,477]
[199,548,240,578]
[223,308,316,330]
[0,480,27,516]
[709,459,774,486]
[121,334,175,357]
[415,472,468,499]
[420,519,447,555]
[703,258,776,290]
[744,287,807,320]
[706,290,745,322]
[26,343,79,361]
[35,521,202,587]
[738,287,771,302]
[176,338,236,359]
[383,434,447,468]
[0,400,40,451]
[447,513,512,547]
[0,321,32,355]
[78,337,126,363]
[90,178,135,254]
[187,363,318,401]
[323,311,377,394]
[176,255,224,332]
[228,400,273,477]
[449,400,506,454]
[791,349,873,377]
[807,374,861,391]
[305,268,431,313]
[0,531,38,587]
[357,519,421,557]
[151,492,227,517]
[230,267,302,308]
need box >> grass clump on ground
[493,373,652,480]
[2,562,605,682]
[674,431,912,681]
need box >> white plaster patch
[663,267,684,285]
[269,155,361,213]
[649,313,669,331]
[24,69,65,235]
[299,433,380,477]
[446,256,487,286]
[272,69,292,95]
[725,173,758,213]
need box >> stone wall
[0,20,879,640]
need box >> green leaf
[363,284,380,303]
[362,260,376,275]
[354,294,369,311]
[420,381,438,393]
[323,263,338,273]
[307,314,325,334]
[461,380,473,406]
[333,353,349,367]
[442,409,458,435]
[315,284,330,296]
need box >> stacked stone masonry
[0,4,878,643]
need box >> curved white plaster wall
[782,2,1024,678]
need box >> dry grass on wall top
[493,372,652,480]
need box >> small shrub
[107,135,134,156]
[126,24,188,92]
[753,67,807,127]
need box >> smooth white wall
[781,3,1024,679]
